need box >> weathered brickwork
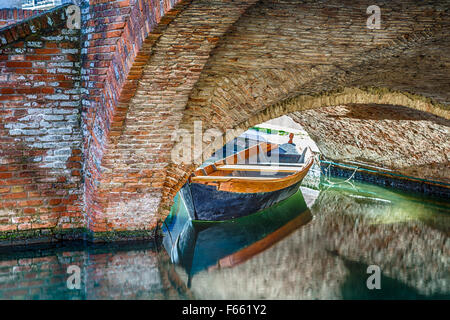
[291,104,450,185]
[104,0,450,222]
[0,9,42,29]
[81,0,187,233]
[0,0,449,243]
[0,6,83,235]
[90,0,259,233]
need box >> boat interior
[190,142,312,182]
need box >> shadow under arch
[157,86,449,220]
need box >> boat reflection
[162,189,313,287]
[173,180,449,300]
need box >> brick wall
[81,0,185,233]
[291,104,450,185]
[0,0,449,243]
[0,9,42,29]
[0,6,84,235]
[84,0,257,234]
[0,0,188,240]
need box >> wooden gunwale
[190,142,314,193]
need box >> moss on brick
[86,229,158,243]
[0,228,81,246]
[0,226,160,248]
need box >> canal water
[0,178,448,299]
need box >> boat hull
[185,179,304,221]
[163,189,312,280]
[183,141,314,221]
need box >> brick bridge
[0,0,448,243]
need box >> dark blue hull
[162,189,311,283]
[181,180,303,221]
[181,139,310,221]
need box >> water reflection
[162,190,313,286]
[165,178,449,299]
[0,178,448,299]
[0,243,191,300]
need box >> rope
[316,154,358,188]
[320,157,450,187]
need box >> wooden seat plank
[191,176,283,182]
[253,162,305,167]
[217,164,304,172]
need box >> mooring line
[316,154,358,189]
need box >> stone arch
[228,87,449,138]
[88,0,450,235]
[159,87,449,218]
[3,0,448,240]
[87,0,262,233]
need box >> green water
[0,178,448,299]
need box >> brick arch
[82,0,194,234]
[88,0,450,235]
[180,0,449,131]
[236,87,450,133]
[87,0,261,233]
[159,87,448,217]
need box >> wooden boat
[162,189,312,286]
[181,138,314,221]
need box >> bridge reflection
[163,179,449,299]
[0,180,447,299]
